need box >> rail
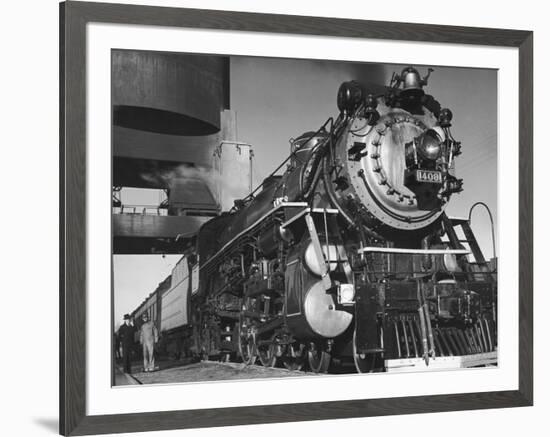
[357,247,471,255]
[468,202,497,260]
[112,205,168,216]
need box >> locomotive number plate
[416,170,442,184]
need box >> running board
[358,247,470,255]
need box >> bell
[395,67,434,101]
[401,67,425,99]
[402,67,423,92]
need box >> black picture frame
[59,1,533,435]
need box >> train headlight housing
[417,129,442,161]
[337,283,355,305]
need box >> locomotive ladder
[442,214,495,279]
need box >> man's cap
[123,314,130,320]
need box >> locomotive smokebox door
[404,168,442,211]
[355,284,383,354]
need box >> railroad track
[121,360,320,386]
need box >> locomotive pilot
[139,312,159,372]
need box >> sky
[230,57,497,258]
[114,56,497,323]
[114,254,181,330]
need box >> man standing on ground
[117,314,135,374]
[140,312,159,372]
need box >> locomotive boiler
[158,66,498,374]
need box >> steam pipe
[421,235,432,271]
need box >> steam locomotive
[138,67,498,374]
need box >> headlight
[337,283,355,305]
[417,129,442,160]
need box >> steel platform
[385,351,498,373]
